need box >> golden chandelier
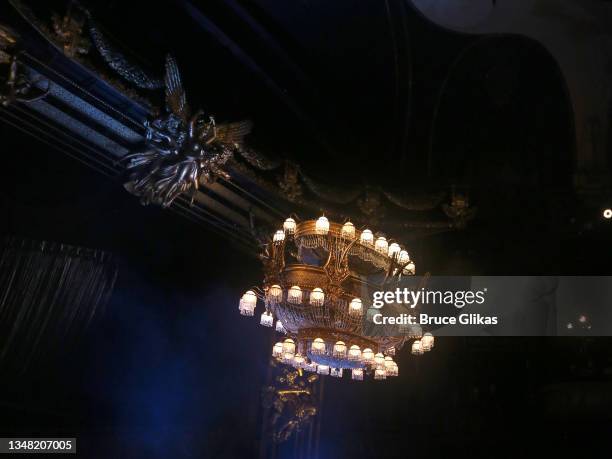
[239,216,434,381]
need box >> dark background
[1,0,612,458]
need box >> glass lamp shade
[272,342,283,358]
[283,352,295,363]
[268,284,282,303]
[311,338,326,355]
[333,341,347,358]
[374,236,388,254]
[374,352,385,367]
[341,221,356,238]
[388,243,401,258]
[283,217,296,234]
[315,216,330,235]
[348,345,361,361]
[351,368,364,381]
[384,356,395,369]
[411,340,424,355]
[362,348,374,364]
[374,367,387,380]
[422,332,434,351]
[275,320,286,334]
[349,298,363,316]
[388,363,399,377]
[330,368,343,378]
[360,229,374,245]
[317,364,330,375]
[239,290,257,316]
[303,361,318,372]
[273,230,285,243]
[283,338,296,355]
[287,285,302,304]
[366,307,378,322]
[293,353,305,368]
[398,250,410,265]
[260,311,274,327]
[408,324,423,339]
[310,288,325,306]
[403,261,416,275]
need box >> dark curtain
[0,237,118,371]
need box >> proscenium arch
[428,34,576,191]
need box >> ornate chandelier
[239,216,434,381]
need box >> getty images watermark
[363,276,612,336]
[369,287,499,327]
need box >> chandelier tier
[239,216,433,381]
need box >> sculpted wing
[164,55,190,121]
[215,120,253,146]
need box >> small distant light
[604,209,612,219]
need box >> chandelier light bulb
[333,341,347,358]
[293,353,305,368]
[283,217,297,234]
[275,320,286,334]
[287,285,302,304]
[260,310,274,327]
[374,352,385,367]
[311,338,326,355]
[348,345,361,361]
[304,361,318,372]
[360,229,374,245]
[362,348,374,364]
[398,250,410,264]
[317,364,330,375]
[349,298,363,316]
[422,332,434,351]
[268,284,283,303]
[375,236,388,254]
[239,290,257,316]
[374,367,387,380]
[388,362,399,377]
[330,368,343,378]
[403,261,416,275]
[283,338,296,355]
[315,216,330,235]
[388,242,401,258]
[366,306,378,322]
[351,368,364,381]
[341,221,356,238]
[604,209,612,219]
[310,287,325,306]
[411,340,424,355]
[408,324,423,339]
[273,230,285,243]
[272,342,283,358]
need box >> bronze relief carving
[0,26,49,107]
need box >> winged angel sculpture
[121,55,253,207]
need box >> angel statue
[120,55,252,207]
